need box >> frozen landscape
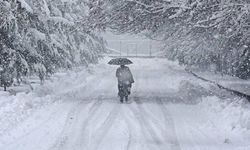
[1,0,250,150]
[0,58,250,150]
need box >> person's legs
[118,84,122,95]
[128,83,132,94]
[125,96,128,102]
[118,84,124,103]
[120,96,124,103]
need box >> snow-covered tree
[0,44,15,91]
[100,0,250,78]
[0,0,105,89]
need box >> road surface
[0,58,249,150]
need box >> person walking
[116,64,134,103]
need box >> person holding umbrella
[108,58,134,103]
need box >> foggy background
[102,32,162,56]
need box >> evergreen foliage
[98,0,250,79]
[0,0,105,90]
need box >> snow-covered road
[1,58,250,150]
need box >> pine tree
[0,44,15,91]
[0,0,106,88]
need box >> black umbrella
[108,58,133,65]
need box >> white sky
[101,32,162,55]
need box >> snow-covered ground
[0,58,250,150]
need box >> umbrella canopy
[108,58,133,65]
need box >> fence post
[149,40,152,57]
[119,41,122,56]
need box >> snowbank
[180,70,250,131]
[0,67,93,136]
[193,70,250,96]
[199,96,250,131]
[0,91,53,136]
[177,80,213,104]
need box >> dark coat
[116,66,134,85]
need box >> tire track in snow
[156,98,181,150]
[132,61,183,149]
[50,99,103,150]
[69,99,104,150]
[49,100,93,150]
[120,106,139,150]
[49,103,82,150]
[128,67,163,150]
[125,127,132,150]
[50,67,116,150]
[133,97,165,129]
[127,101,164,150]
[89,104,121,150]
[50,68,115,150]
[76,71,117,150]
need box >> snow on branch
[28,28,46,41]
[17,0,33,13]
[49,17,75,26]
